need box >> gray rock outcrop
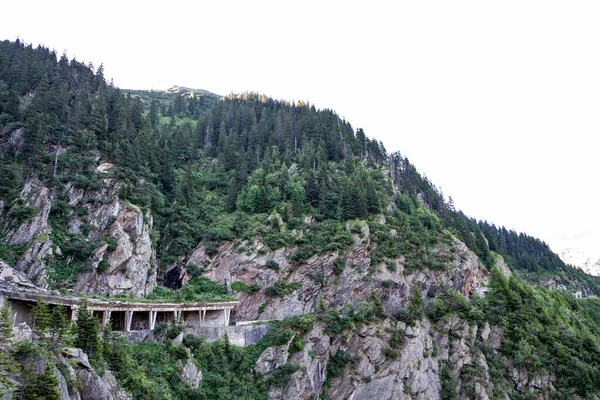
[176,358,203,389]
[1,175,157,297]
[58,347,125,400]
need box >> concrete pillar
[125,311,133,332]
[202,309,206,322]
[70,305,79,321]
[223,309,231,327]
[149,311,157,330]
[102,310,112,328]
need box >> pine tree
[407,283,424,323]
[364,175,380,215]
[31,297,51,334]
[341,175,367,220]
[49,307,69,348]
[0,303,17,398]
[440,362,457,400]
[74,302,100,357]
[305,170,320,208]
[19,363,60,400]
[370,290,386,319]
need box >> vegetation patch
[265,281,301,297]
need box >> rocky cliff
[158,214,532,399]
[0,173,157,297]
[254,316,557,400]
[168,221,488,321]
[156,210,575,399]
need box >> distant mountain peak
[164,85,220,98]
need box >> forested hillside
[3,39,600,399]
[0,39,594,292]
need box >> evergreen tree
[74,302,100,357]
[49,307,69,348]
[341,175,367,220]
[149,99,159,127]
[407,283,424,323]
[440,362,457,400]
[31,297,51,334]
[0,303,17,398]
[19,363,60,400]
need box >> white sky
[2,1,600,263]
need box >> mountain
[3,38,600,399]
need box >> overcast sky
[2,1,599,264]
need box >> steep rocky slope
[168,225,491,322]
[0,174,156,297]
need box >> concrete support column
[102,310,111,328]
[125,311,133,332]
[173,310,181,324]
[149,311,157,330]
[223,309,231,327]
[70,305,79,321]
[202,309,206,322]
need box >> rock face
[162,216,557,399]
[253,316,555,400]
[6,178,53,245]
[0,175,157,297]
[176,358,203,389]
[57,348,127,400]
[75,203,156,297]
[10,346,126,400]
[168,229,489,324]
[5,178,54,287]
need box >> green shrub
[385,260,397,272]
[266,260,280,271]
[322,309,353,335]
[186,263,204,278]
[96,260,109,273]
[291,245,316,264]
[289,336,304,353]
[104,236,118,252]
[266,281,301,297]
[308,273,325,284]
[281,314,316,334]
[266,364,300,387]
[231,281,261,293]
[11,205,38,225]
[333,257,345,275]
[440,362,457,400]
[265,328,295,347]
[324,350,356,387]
[181,334,204,354]
[204,242,218,255]
[168,345,188,361]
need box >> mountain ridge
[3,38,600,399]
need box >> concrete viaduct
[0,287,238,332]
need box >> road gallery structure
[0,287,238,332]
